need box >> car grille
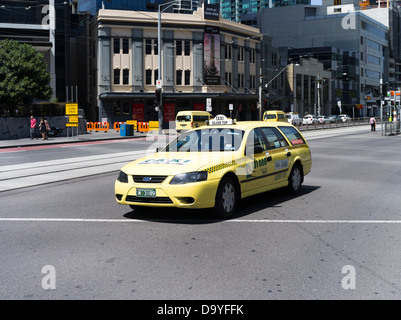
[132,175,167,184]
[125,195,173,204]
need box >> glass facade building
[77,0,164,15]
[210,0,310,24]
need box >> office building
[92,3,262,125]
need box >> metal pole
[259,67,262,120]
[158,6,163,135]
[380,78,383,136]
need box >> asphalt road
[1,127,401,303]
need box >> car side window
[245,128,267,156]
[278,126,306,145]
[259,127,289,149]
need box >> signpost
[66,103,79,139]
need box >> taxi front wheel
[213,177,238,219]
[287,163,303,195]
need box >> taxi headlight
[170,171,208,184]
[117,171,128,183]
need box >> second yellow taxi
[115,115,312,218]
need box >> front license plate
[136,188,156,198]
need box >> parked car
[317,116,331,124]
[328,115,340,123]
[303,115,318,125]
[286,113,303,126]
[339,114,351,122]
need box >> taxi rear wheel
[213,177,238,219]
[287,163,303,194]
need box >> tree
[0,39,52,113]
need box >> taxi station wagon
[115,116,312,218]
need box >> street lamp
[157,0,180,134]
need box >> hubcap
[292,168,301,190]
[222,183,235,212]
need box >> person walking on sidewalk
[39,116,50,140]
[370,116,376,133]
[30,115,37,139]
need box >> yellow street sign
[66,103,78,115]
[69,115,79,123]
[66,123,78,127]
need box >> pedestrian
[39,116,50,140]
[30,115,36,139]
[370,116,376,133]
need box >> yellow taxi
[263,110,287,122]
[175,110,212,133]
[115,115,312,218]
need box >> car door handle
[286,152,291,157]
[266,156,272,162]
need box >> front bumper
[115,175,219,209]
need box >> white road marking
[1,218,401,224]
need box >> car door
[240,128,271,194]
[259,127,291,185]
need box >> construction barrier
[94,122,109,132]
[137,122,149,132]
[149,121,159,131]
[113,122,125,131]
[87,122,94,132]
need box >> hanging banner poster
[204,26,220,85]
[164,103,175,122]
[132,103,145,121]
[193,103,205,111]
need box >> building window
[113,101,120,115]
[154,39,158,55]
[184,40,190,56]
[238,74,244,88]
[114,38,120,54]
[184,70,190,85]
[225,44,232,60]
[250,75,256,89]
[154,70,158,85]
[225,72,232,86]
[146,70,152,85]
[123,39,129,54]
[238,47,244,62]
[176,70,182,85]
[250,49,256,64]
[176,40,182,55]
[122,102,130,115]
[146,39,152,55]
[114,69,120,84]
[334,0,341,4]
[123,69,129,85]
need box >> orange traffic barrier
[137,122,149,132]
[94,122,109,132]
[113,122,124,131]
[87,122,94,132]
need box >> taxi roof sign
[209,114,233,125]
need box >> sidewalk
[0,129,158,149]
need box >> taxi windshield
[165,128,244,152]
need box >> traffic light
[155,88,161,103]
[263,99,268,109]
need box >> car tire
[213,176,238,219]
[287,163,303,195]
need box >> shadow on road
[123,185,320,225]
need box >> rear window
[277,114,285,119]
[193,115,210,122]
[177,115,191,122]
[278,126,306,145]
[264,114,276,120]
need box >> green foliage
[0,39,52,109]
